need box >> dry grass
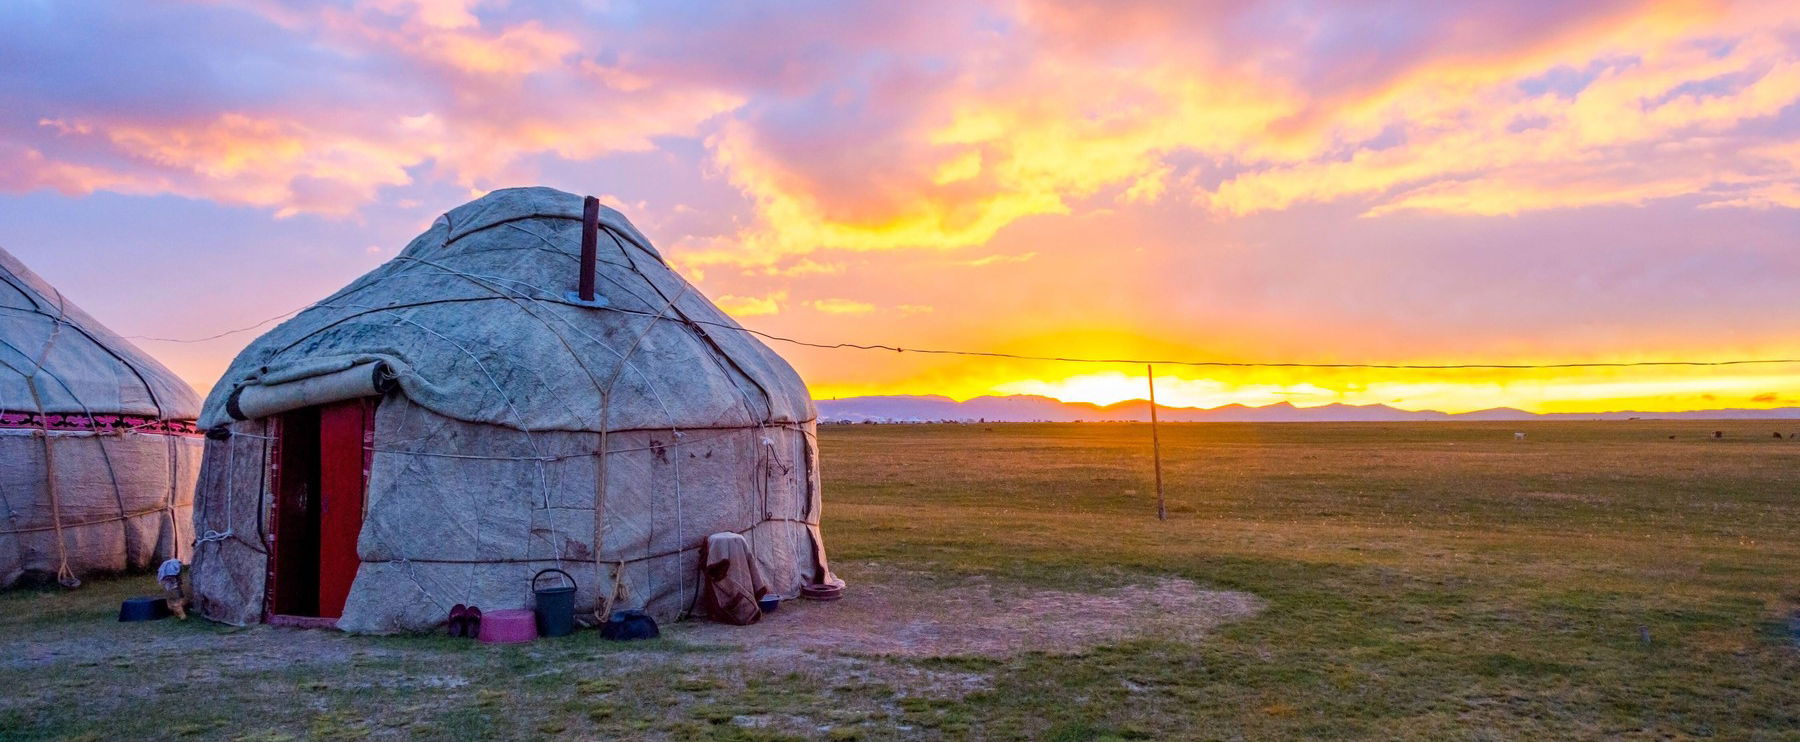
[4,420,1798,740]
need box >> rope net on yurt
[0,247,202,589]
[191,187,833,632]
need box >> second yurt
[189,187,838,633]
[1,246,201,588]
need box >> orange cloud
[15,0,1795,240]
[365,0,481,30]
[1214,21,1800,216]
[714,291,787,318]
[809,298,878,315]
[696,0,1800,264]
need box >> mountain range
[815,394,1800,423]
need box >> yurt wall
[0,247,202,588]
[189,188,836,633]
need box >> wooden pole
[578,196,599,302]
[1148,364,1166,520]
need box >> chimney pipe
[579,196,599,302]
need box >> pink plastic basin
[477,609,539,644]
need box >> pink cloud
[3,0,744,216]
[4,0,1797,247]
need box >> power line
[713,323,1800,370]
[129,299,1800,371]
[120,307,306,343]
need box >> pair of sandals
[447,604,483,638]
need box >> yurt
[190,187,838,633]
[1,246,201,588]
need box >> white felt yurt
[1,246,202,588]
[189,187,838,633]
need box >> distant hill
[815,394,1800,423]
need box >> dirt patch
[676,565,1263,658]
[1,569,1259,674]
[0,568,1261,741]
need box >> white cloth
[157,558,184,591]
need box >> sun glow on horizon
[812,367,1800,415]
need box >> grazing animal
[1513,432,1526,440]
[1775,432,1784,439]
[1713,431,1724,439]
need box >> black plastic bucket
[531,568,577,638]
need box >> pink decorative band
[0,411,202,436]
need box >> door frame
[263,397,377,628]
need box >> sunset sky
[3,0,1798,413]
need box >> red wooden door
[316,399,372,619]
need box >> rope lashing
[592,271,693,622]
[195,434,236,546]
[24,309,79,588]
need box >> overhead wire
[120,306,305,343]
[685,323,1800,371]
[127,299,1800,371]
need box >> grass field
[4,420,1798,740]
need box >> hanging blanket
[699,532,768,625]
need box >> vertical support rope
[604,224,772,590]
[165,432,182,561]
[594,280,692,621]
[197,429,238,547]
[27,384,78,587]
[22,302,80,587]
[673,429,687,619]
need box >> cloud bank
[2,0,1797,411]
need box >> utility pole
[1148,364,1166,521]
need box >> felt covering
[190,187,837,632]
[0,246,201,588]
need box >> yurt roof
[199,187,814,433]
[0,246,200,421]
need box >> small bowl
[758,596,781,614]
[799,583,843,602]
[476,609,539,644]
[118,597,171,622]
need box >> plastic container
[758,596,781,614]
[599,609,659,641]
[531,568,577,638]
[476,609,539,644]
[799,583,843,602]
[118,597,171,622]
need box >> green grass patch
[3,420,1798,740]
